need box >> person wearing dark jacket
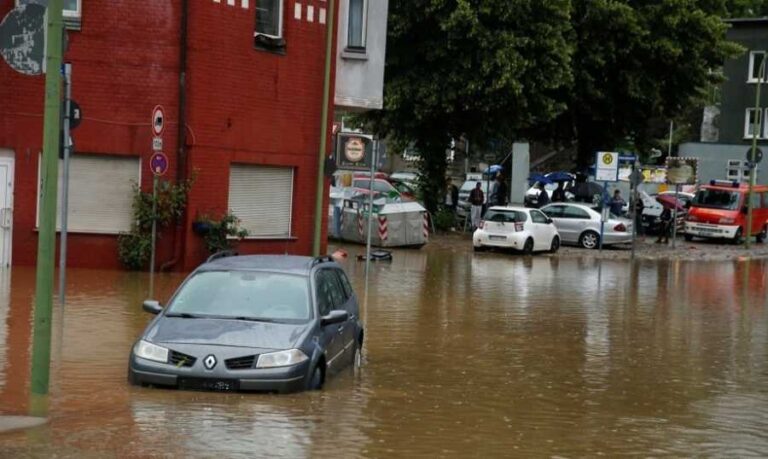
[536,183,550,208]
[656,206,672,244]
[551,182,567,203]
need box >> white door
[529,209,556,251]
[0,154,13,268]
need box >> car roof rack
[311,255,334,267]
[206,250,239,263]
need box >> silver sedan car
[540,203,633,249]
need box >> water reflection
[0,249,765,457]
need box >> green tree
[365,0,574,212]
[549,0,740,165]
[725,0,768,17]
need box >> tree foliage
[371,0,742,192]
[365,0,574,211]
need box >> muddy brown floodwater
[0,243,767,457]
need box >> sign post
[595,152,619,252]
[59,63,73,306]
[666,157,699,248]
[148,105,167,299]
[629,165,643,261]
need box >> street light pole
[746,57,765,250]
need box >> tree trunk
[418,142,448,214]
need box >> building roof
[201,255,335,274]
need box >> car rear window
[484,210,527,223]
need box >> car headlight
[256,349,309,369]
[134,340,169,363]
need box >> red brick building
[0,0,345,270]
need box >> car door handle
[338,325,345,334]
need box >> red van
[685,181,768,243]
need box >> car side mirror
[321,310,348,326]
[142,300,163,315]
[546,218,554,224]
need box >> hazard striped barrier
[423,212,430,241]
[378,215,388,241]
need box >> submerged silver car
[541,203,633,249]
[128,254,363,393]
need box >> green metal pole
[312,0,336,257]
[30,0,64,397]
[747,58,765,250]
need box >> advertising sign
[665,157,698,185]
[336,133,374,171]
[595,151,619,182]
[641,167,667,184]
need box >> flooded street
[0,243,767,457]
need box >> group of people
[443,175,510,230]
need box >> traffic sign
[0,4,46,75]
[747,147,763,164]
[152,105,165,136]
[150,152,169,176]
[152,137,163,152]
[595,151,619,182]
[69,100,82,129]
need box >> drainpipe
[161,0,189,272]
[312,0,336,257]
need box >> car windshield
[166,271,311,322]
[692,189,741,211]
[484,209,527,222]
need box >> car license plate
[179,378,239,392]
[489,235,506,241]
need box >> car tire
[473,245,486,252]
[733,227,744,245]
[522,238,534,255]
[549,236,560,254]
[308,364,325,391]
[757,226,767,244]
[579,231,600,250]
[684,234,693,242]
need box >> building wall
[679,142,766,185]
[0,0,337,270]
[334,0,388,110]
[720,22,768,145]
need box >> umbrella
[656,194,686,212]
[528,172,553,185]
[485,164,503,175]
[546,171,575,182]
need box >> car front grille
[225,355,257,370]
[169,350,197,368]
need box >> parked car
[685,181,768,243]
[457,179,490,218]
[352,178,402,198]
[541,203,633,249]
[473,206,560,254]
[390,171,418,188]
[640,191,691,235]
[128,254,364,393]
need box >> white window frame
[16,0,81,19]
[748,50,766,83]
[346,0,368,50]
[254,0,284,40]
[744,108,764,139]
[35,154,141,234]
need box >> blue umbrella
[546,171,574,182]
[484,164,503,175]
[528,173,553,185]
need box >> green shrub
[433,209,456,231]
[199,212,249,254]
[117,231,151,270]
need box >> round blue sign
[150,152,169,176]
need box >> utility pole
[312,0,336,256]
[746,57,765,250]
[30,0,64,397]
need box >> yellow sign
[602,153,614,165]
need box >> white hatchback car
[473,206,561,254]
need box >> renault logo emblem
[204,355,217,370]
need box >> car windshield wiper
[165,312,202,319]
[232,316,281,323]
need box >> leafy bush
[198,212,249,254]
[117,232,151,270]
[117,176,195,270]
[433,209,456,231]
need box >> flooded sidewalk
[0,243,767,457]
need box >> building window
[726,159,759,182]
[37,154,139,234]
[255,0,282,39]
[744,108,763,139]
[17,0,81,28]
[228,164,294,238]
[749,51,766,82]
[347,0,367,50]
